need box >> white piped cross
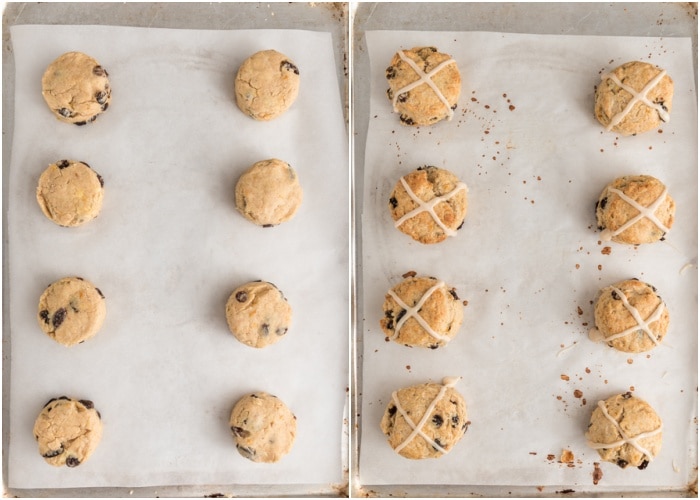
[601,186,671,241]
[601,286,665,346]
[387,280,451,343]
[601,68,670,131]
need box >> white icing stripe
[601,187,670,241]
[601,68,670,131]
[393,51,457,120]
[587,399,663,462]
[394,178,467,238]
[387,281,451,343]
[393,377,460,455]
[602,286,665,345]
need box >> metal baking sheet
[351,2,698,497]
[3,2,349,497]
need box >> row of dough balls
[385,46,674,136]
[35,158,303,228]
[41,49,300,125]
[36,277,293,349]
[381,378,662,470]
[33,391,297,468]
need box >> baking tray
[3,2,349,497]
[351,2,698,497]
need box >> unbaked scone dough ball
[33,396,103,467]
[36,159,105,227]
[586,392,662,470]
[389,166,468,244]
[37,276,106,346]
[385,46,461,126]
[234,49,300,121]
[595,174,674,245]
[380,274,463,349]
[595,61,673,136]
[41,51,111,125]
[235,158,303,227]
[225,281,292,348]
[229,392,297,463]
[590,279,669,353]
[381,377,469,459]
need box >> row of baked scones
[31,48,306,468]
[376,46,674,465]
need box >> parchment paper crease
[8,25,348,489]
[360,31,697,490]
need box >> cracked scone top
[381,377,469,459]
[229,392,296,463]
[594,61,673,136]
[36,159,105,227]
[595,175,674,245]
[235,159,303,227]
[225,281,292,348]
[37,276,106,347]
[234,49,300,121]
[41,51,111,125]
[590,279,669,353]
[380,274,464,349]
[389,166,468,244]
[385,46,461,126]
[33,396,103,467]
[586,392,662,470]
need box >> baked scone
[234,49,300,121]
[41,52,111,125]
[225,281,292,348]
[389,166,468,244]
[235,159,303,227]
[380,377,469,459]
[595,175,674,244]
[385,46,460,126]
[586,392,662,469]
[33,396,103,467]
[37,276,106,347]
[595,61,673,136]
[380,274,463,349]
[36,160,105,227]
[590,279,668,353]
[229,392,296,463]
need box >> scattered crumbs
[593,462,603,485]
[575,263,581,269]
[462,300,469,306]
[597,264,603,271]
[604,379,608,384]
[627,358,634,364]
[577,306,583,316]
[585,367,591,374]
[600,148,604,153]
[537,486,545,492]
[573,389,583,399]
[529,451,537,455]
[556,489,576,494]
[560,449,575,464]
[582,398,587,405]
[601,246,612,255]
[547,454,556,461]
[561,374,570,381]
[402,270,417,278]
[509,104,516,111]
[629,386,635,392]
[405,365,411,371]
[556,395,563,400]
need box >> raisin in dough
[229,392,296,463]
[380,275,464,349]
[381,377,469,459]
[36,159,105,227]
[590,279,669,353]
[37,276,106,346]
[595,175,674,245]
[389,166,468,244]
[385,46,461,126]
[225,281,292,348]
[586,392,662,470]
[235,158,303,226]
[595,61,673,136]
[234,49,300,121]
[41,52,111,125]
[33,396,103,467]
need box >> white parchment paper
[360,31,697,491]
[7,25,348,489]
